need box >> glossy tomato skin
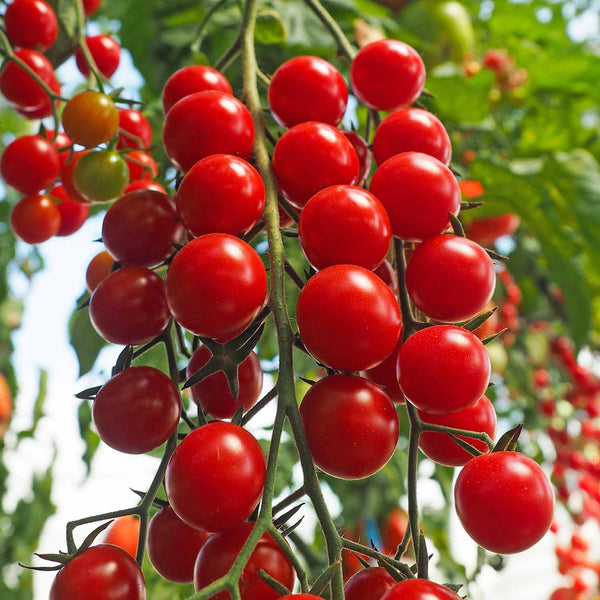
[15,76,59,119]
[165,234,267,339]
[268,56,347,128]
[454,451,554,554]
[296,265,401,371]
[117,109,153,149]
[194,522,295,600]
[62,151,91,204]
[49,544,145,600]
[418,396,496,466]
[370,152,460,241]
[83,0,102,14]
[344,567,395,600]
[298,185,391,271]
[43,131,72,173]
[373,259,398,295]
[5,0,58,50]
[62,91,119,147]
[342,130,372,185]
[280,596,323,600]
[466,213,521,245]
[364,338,404,403]
[350,40,425,111]
[373,108,451,166]
[166,422,266,531]
[381,508,409,555]
[125,150,158,181]
[50,185,89,236]
[398,325,490,414]
[125,179,167,194]
[382,579,460,600]
[405,235,496,322]
[73,150,129,203]
[300,375,399,479]
[102,190,183,267]
[104,516,140,558]
[11,194,61,244]
[86,251,114,293]
[89,266,170,345]
[176,155,265,237]
[272,122,359,207]
[76,34,120,78]
[163,91,254,172]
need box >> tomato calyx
[492,422,524,453]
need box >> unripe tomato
[466,214,521,245]
[124,180,167,194]
[76,35,121,78]
[86,251,114,293]
[125,151,158,181]
[344,567,395,600]
[61,151,92,204]
[342,130,372,184]
[50,185,89,236]
[0,374,13,440]
[364,338,404,403]
[11,194,61,244]
[382,579,460,600]
[62,91,119,148]
[73,150,129,203]
[83,0,102,15]
[43,131,72,173]
[104,516,140,558]
[117,109,153,149]
[5,0,58,50]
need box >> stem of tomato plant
[75,0,106,92]
[303,0,356,60]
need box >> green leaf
[17,370,47,441]
[256,9,287,45]
[78,400,100,474]
[45,0,81,67]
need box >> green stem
[405,402,423,575]
[420,423,495,450]
[75,0,106,91]
[191,0,233,53]
[303,0,356,59]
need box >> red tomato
[86,251,114,293]
[482,49,514,75]
[165,234,267,339]
[342,130,372,185]
[454,451,554,554]
[82,0,102,15]
[350,40,425,111]
[370,152,460,241]
[381,508,409,555]
[14,74,60,118]
[272,122,359,207]
[280,597,323,600]
[62,151,92,204]
[296,265,401,371]
[166,422,266,531]
[382,579,460,600]
[104,516,140,558]
[176,154,265,237]
[5,0,58,50]
[0,374,13,440]
[50,185,89,236]
[550,588,579,600]
[398,325,490,414]
[124,179,167,194]
[466,214,521,245]
[459,180,484,199]
[298,185,391,270]
[43,131,72,173]
[373,260,398,295]
[125,151,158,181]
[268,56,347,127]
[117,109,153,149]
[11,194,61,244]
[61,91,119,148]
[162,91,254,172]
[344,567,395,600]
[364,338,404,403]
[76,35,120,78]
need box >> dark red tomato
[148,505,211,584]
[73,150,129,203]
[373,108,451,166]
[342,130,372,185]
[187,347,263,419]
[62,151,92,204]
[176,154,265,237]
[162,65,232,114]
[61,91,119,147]
[89,266,170,345]
[14,75,59,118]
[381,508,409,555]
[268,56,347,127]
[1,135,59,193]
[405,234,496,322]
[382,579,460,600]
[280,596,323,600]
[49,185,89,236]
[117,109,153,149]
[296,265,401,371]
[272,122,359,207]
[194,522,295,600]
[300,375,398,479]
[83,0,102,15]
[104,516,140,558]
[163,91,254,172]
[350,40,425,111]
[397,325,490,414]
[76,34,121,78]
[370,152,460,241]
[49,545,145,600]
[466,214,521,246]
[124,179,167,194]
[418,396,496,466]
[165,234,267,339]
[125,151,158,181]
[344,568,395,600]
[364,338,404,403]
[86,251,114,293]
[11,194,61,244]
[43,131,72,172]
[454,451,554,554]
[166,422,266,531]
[298,185,391,270]
[102,190,183,267]
[373,260,398,295]
[5,0,58,50]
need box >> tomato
[300,375,398,479]
[162,91,254,172]
[0,374,13,439]
[344,568,395,600]
[86,251,114,293]
[62,151,92,204]
[466,214,521,245]
[296,265,401,371]
[76,34,121,78]
[398,325,490,414]
[162,65,233,114]
[382,579,460,600]
[102,190,183,267]
[14,75,60,118]
[82,0,102,15]
[165,234,267,339]
[89,267,170,345]
[459,180,484,200]
[73,150,129,203]
[364,338,404,403]
[176,155,265,237]
[272,122,359,207]
[372,108,451,166]
[268,56,347,128]
[43,131,72,173]
[61,91,119,148]
[280,597,323,600]
[125,151,158,181]
[342,130,372,185]
[1,135,59,193]
[124,179,167,194]
[5,0,58,50]
[350,40,425,111]
[194,522,295,600]
[117,109,153,149]
[550,588,579,600]
[482,49,514,75]
[166,422,266,531]
[11,194,61,244]
[381,508,409,555]
[49,545,145,600]
[50,185,89,236]
[373,260,398,295]
[298,185,391,270]
[454,451,554,554]
[370,152,460,241]
[104,516,140,558]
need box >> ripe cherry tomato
[482,49,514,75]
[300,375,398,479]
[370,152,461,241]
[176,154,265,237]
[298,185,391,270]
[165,234,267,339]
[344,567,395,600]
[342,130,372,184]
[364,338,404,403]
[373,260,398,295]
[382,579,460,600]
[381,508,409,555]
[86,251,114,293]
[296,265,401,371]
[49,545,145,600]
[166,422,266,531]
[272,122,359,207]
[350,40,425,111]
[82,0,102,15]
[194,522,295,600]
[459,179,484,199]
[162,65,232,114]
[148,505,211,584]
[5,0,58,50]
[466,214,521,245]
[373,108,451,166]
[124,179,166,194]
[454,451,554,554]
[162,91,254,172]
[398,325,490,414]
[15,74,60,118]
[268,56,347,127]
[73,150,129,203]
[11,194,61,244]
[50,185,89,236]
[62,91,119,148]
[102,190,183,267]
[0,374,13,440]
[61,151,91,204]
[117,109,153,149]
[125,151,158,181]
[89,266,170,345]
[43,131,72,173]
[104,516,140,558]
[76,35,121,78]
[280,596,323,600]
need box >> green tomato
[430,0,475,62]
[73,150,129,203]
[525,331,549,367]
[486,341,508,376]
